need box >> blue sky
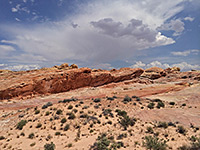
[0,0,199,71]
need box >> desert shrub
[67,143,72,148]
[153,99,162,102]
[147,102,155,109]
[72,109,78,113]
[119,115,136,130]
[146,126,154,134]
[115,109,127,117]
[20,132,25,136]
[169,102,175,105]
[182,103,186,106]
[177,126,187,135]
[80,113,88,118]
[30,142,36,147]
[16,120,27,130]
[157,122,168,129]
[143,136,167,150]
[107,120,112,125]
[157,101,165,108]
[44,142,55,150]
[67,112,76,119]
[168,122,176,127]
[35,110,40,114]
[56,109,62,115]
[64,124,70,131]
[28,133,35,139]
[190,136,200,149]
[62,98,77,103]
[45,111,50,116]
[55,132,61,135]
[42,102,53,109]
[123,95,132,103]
[93,98,101,103]
[68,105,73,109]
[82,105,89,109]
[103,109,112,116]
[0,136,5,140]
[61,118,67,123]
[92,133,111,150]
[107,97,114,101]
[36,123,42,128]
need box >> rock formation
[0,64,144,100]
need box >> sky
[0,0,200,71]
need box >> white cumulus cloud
[130,61,200,71]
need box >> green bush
[93,133,110,150]
[67,112,76,120]
[55,132,61,135]
[157,122,168,129]
[44,142,55,150]
[35,110,40,114]
[143,136,167,150]
[36,123,42,128]
[93,98,101,103]
[146,126,154,134]
[61,118,67,123]
[120,115,136,130]
[177,126,187,135]
[45,111,50,116]
[30,142,36,147]
[16,120,27,130]
[147,103,155,109]
[28,133,35,139]
[123,95,132,102]
[157,101,165,108]
[68,105,73,109]
[115,109,127,117]
[64,124,70,131]
[56,109,62,115]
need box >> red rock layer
[0,67,144,100]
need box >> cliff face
[0,67,144,100]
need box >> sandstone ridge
[0,64,144,100]
[0,63,198,100]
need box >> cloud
[184,16,194,22]
[2,0,189,66]
[2,64,40,71]
[0,45,15,57]
[158,19,185,36]
[91,18,157,42]
[130,61,200,71]
[130,61,170,69]
[11,4,20,13]
[171,49,200,56]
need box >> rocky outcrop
[0,66,144,100]
[140,67,166,79]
